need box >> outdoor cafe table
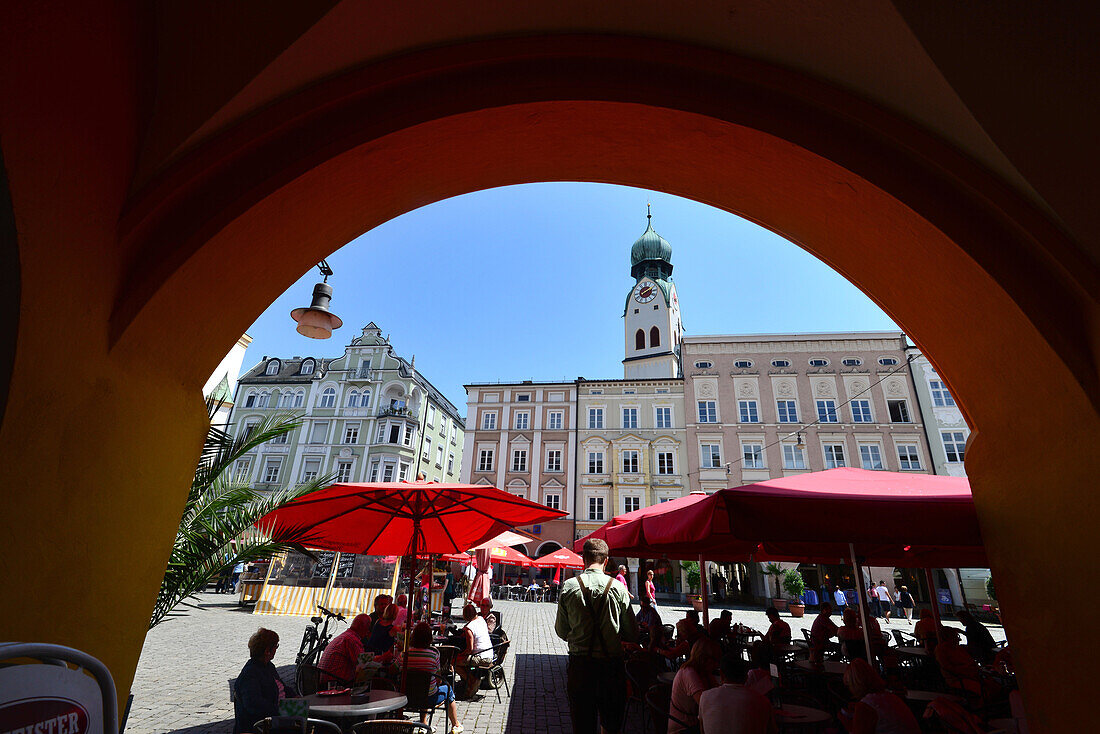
[773,643,804,660]
[903,689,965,705]
[794,660,848,675]
[775,703,830,730]
[894,646,930,658]
[304,689,408,731]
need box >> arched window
[650,326,660,347]
[294,391,304,407]
[346,390,359,407]
[635,329,645,350]
[244,390,256,408]
[279,391,294,407]
[257,391,270,408]
[265,360,280,375]
[361,389,371,408]
[319,387,336,408]
[300,359,314,375]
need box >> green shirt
[554,569,639,657]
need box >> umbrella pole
[698,554,710,626]
[954,567,970,612]
[926,567,944,644]
[401,520,421,691]
[849,543,874,665]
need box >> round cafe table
[304,689,408,731]
[775,703,830,730]
[794,660,848,675]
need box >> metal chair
[0,642,119,734]
[470,639,511,702]
[403,669,447,730]
[644,682,688,734]
[253,716,343,734]
[625,656,658,733]
[351,721,432,734]
[436,644,460,693]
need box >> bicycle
[295,604,346,668]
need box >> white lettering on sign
[0,698,89,734]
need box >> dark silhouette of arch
[650,326,660,347]
[635,329,645,350]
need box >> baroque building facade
[230,323,464,490]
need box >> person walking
[867,583,879,618]
[833,585,847,608]
[897,585,915,623]
[555,538,638,734]
[875,580,893,623]
[615,565,635,602]
[645,568,658,608]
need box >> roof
[238,357,331,384]
[630,219,672,267]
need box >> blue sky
[242,183,898,414]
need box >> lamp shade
[291,282,343,339]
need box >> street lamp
[290,260,343,339]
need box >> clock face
[633,282,657,303]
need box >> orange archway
[2,7,1098,734]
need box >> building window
[336,461,352,483]
[388,424,401,444]
[369,461,380,482]
[280,391,295,408]
[436,446,444,467]
[942,431,966,462]
[300,359,314,375]
[545,493,561,511]
[655,406,672,429]
[851,399,873,423]
[319,388,336,408]
[377,423,387,443]
[930,380,956,407]
[590,389,603,395]
[256,392,270,408]
[816,400,838,423]
[809,358,829,367]
[878,357,899,366]
[548,411,563,430]
[694,361,713,369]
[343,423,359,444]
[887,399,911,423]
[271,430,288,445]
[382,464,395,482]
[241,420,259,442]
[482,412,497,430]
[588,451,604,474]
[782,445,806,470]
[447,453,455,474]
[738,400,759,423]
[623,389,635,395]
[859,444,884,470]
[234,458,252,477]
[650,326,660,347]
[621,450,640,473]
[514,412,530,430]
[546,449,562,472]
[635,329,646,350]
[358,360,371,378]
[399,462,410,481]
[511,449,528,472]
[295,392,304,408]
[426,405,436,426]
[657,451,675,474]
[477,449,494,472]
[402,424,414,446]
[697,400,717,423]
[624,496,641,514]
[309,421,328,444]
[701,443,722,468]
[656,388,669,394]
[588,408,604,429]
[423,436,432,460]
[244,392,256,408]
[842,357,862,367]
[742,443,764,469]
[824,444,846,468]
[588,496,605,521]
[301,459,321,482]
[516,394,530,402]
[777,400,798,423]
[263,460,281,483]
[265,360,280,375]
[439,417,447,436]
[622,407,638,429]
[734,360,753,368]
[450,425,457,444]
[771,359,791,368]
[897,444,921,470]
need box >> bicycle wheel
[295,646,324,694]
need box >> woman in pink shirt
[669,638,721,734]
[645,569,658,607]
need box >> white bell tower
[623,209,682,379]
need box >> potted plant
[783,568,806,618]
[763,563,788,611]
[681,561,704,610]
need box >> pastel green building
[230,323,464,489]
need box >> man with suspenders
[555,538,638,734]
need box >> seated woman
[934,627,984,695]
[669,638,721,734]
[454,603,494,698]
[364,603,399,657]
[913,609,938,650]
[404,622,463,734]
[838,608,867,661]
[839,658,920,734]
[233,628,298,734]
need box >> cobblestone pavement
[127,592,1004,734]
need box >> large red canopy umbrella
[488,545,537,566]
[532,548,584,569]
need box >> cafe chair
[253,716,343,734]
[644,682,688,734]
[625,657,658,733]
[352,720,432,734]
[470,640,511,702]
[403,669,448,729]
[0,642,118,734]
[436,644,460,692]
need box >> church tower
[623,209,683,378]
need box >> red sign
[0,697,90,734]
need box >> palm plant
[149,404,334,629]
[763,562,785,599]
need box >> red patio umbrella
[488,545,536,566]
[532,547,584,584]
